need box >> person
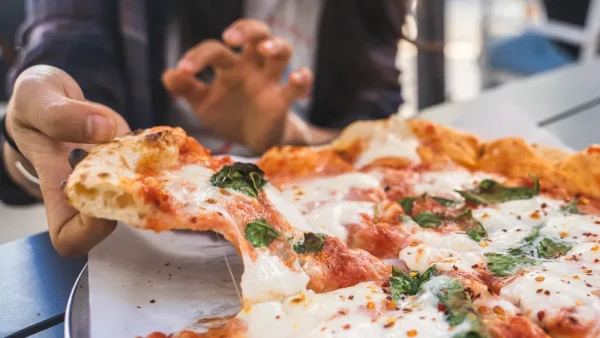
[0,1,406,257]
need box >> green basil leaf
[389,265,438,300]
[245,219,280,247]
[436,279,474,326]
[434,277,488,338]
[536,237,573,259]
[456,175,540,204]
[485,253,537,277]
[413,212,442,228]
[398,197,416,215]
[210,163,268,198]
[453,209,488,242]
[432,196,460,207]
[523,226,541,243]
[561,199,581,214]
[293,233,328,254]
[452,332,485,338]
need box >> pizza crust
[328,116,600,199]
[64,127,186,227]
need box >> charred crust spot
[144,131,167,143]
[98,172,110,178]
[68,148,89,169]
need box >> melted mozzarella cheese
[280,173,381,208]
[264,186,315,236]
[162,165,229,215]
[501,262,600,324]
[354,135,421,168]
[473,197,563,230]
[303,201,375,241]
[560,242,600,265]
[399,233,484,274]
[411,170,497,200]
[540,214,600,242]
[238,280,469,338]
[240,249,310,305]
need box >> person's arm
[2,0,127,205]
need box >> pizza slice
[65,127,390,308]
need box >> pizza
[65,116,600,338]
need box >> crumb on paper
[165,263,171,266]
[150,299,156,304]
[137,306,141,309]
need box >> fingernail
[177,60,195,72]
[68,149,89,169]
[86,114,114,142]
[225,29,242,44]
[291,71,306,83]
[262,40,276,52]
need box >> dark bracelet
[1,114,23,156]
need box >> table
[421,58,600,149]
[0,232,86,337]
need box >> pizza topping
[456,176,539,205]
[432,196,460,208]
[536,238,573,259]
[561,199,582,214]
[452,209,487,242]
[293,233,328,254]
[484,253,537,277]
[389,265,438,301]
[210,162,267,198]
[413,212,443,229]
[245,219,280,248]
[424,276,488,337]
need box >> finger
[11,66,120,144]
[223,19,271,47]
[41,156,117,257]
[258,37,293,80]
[177,40,239,75]
[162,69,209,107]
[223,19,271,65]
[281,67,313,105]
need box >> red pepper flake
[544,290,551,295]
[595,259,600,263]
[338,309,348,315]
[471,264,479,269]
[452,265,458,271]
[437,303,447,312]
[275,315,281,319]
[541,203,548,209]
[342,324,351,330]
[587,283,593,287]
[320,327,327,332]
[595,221,600,225]
[537,311,545,321]
[403,308,413,313]
[536,289,543,294]
[348,295,354,300]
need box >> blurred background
[0,0,596,242]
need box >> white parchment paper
[85,111,572,337]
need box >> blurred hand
[162,19,313,155]
[4,65,130,257]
